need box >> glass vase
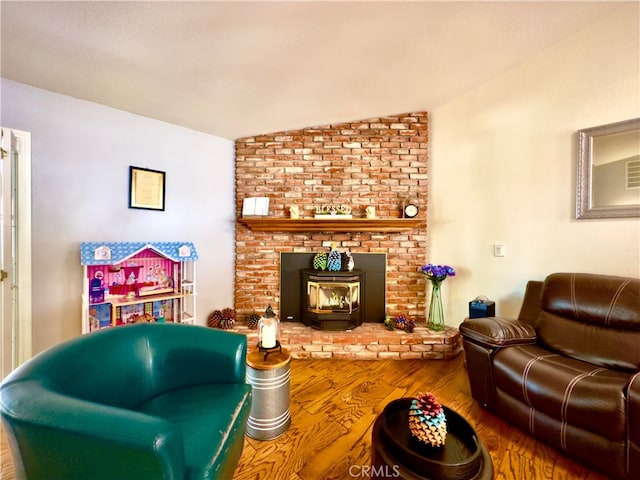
[428,281,445,331]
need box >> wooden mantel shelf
[238,218,423,233]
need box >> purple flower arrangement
[422,264,455,331]
[421,264,456,284]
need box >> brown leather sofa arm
[460,316,537,349]
[629,373,640,479]
[517,280,543,327]
[460,317,537,409]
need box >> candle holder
[258,340,282,361]
[258,304,280,360]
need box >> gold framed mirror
[576,118,640,219]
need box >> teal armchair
[0,323,252,480]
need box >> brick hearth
[230,322,462,360]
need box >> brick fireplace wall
[235,111,428,324]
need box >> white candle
[261,323,277,349]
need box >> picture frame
[129,166,166,211]
[576,118,640,219]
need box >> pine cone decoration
[408,392,447,448]
[219,308,235,329]
[327,248,342,272]
[207,310,223,328]
[405,317,416,333]
[221,307,235,321]
[395,314,416,333]
[341,252,355,271]
[313,252,328,270]
[395,313,408,330]
[219,317,235,329]
[247,313,261,329]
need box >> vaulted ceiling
[1,1,633,139]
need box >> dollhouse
[81,242,198,333]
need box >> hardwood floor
[1,355,610,479]
[0,423,15,480]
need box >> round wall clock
[403,197,420,218]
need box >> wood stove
[280,252,386,328]
[301,269,364,330]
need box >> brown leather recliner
[460,273,640,480]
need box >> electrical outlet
[494,243,505,257]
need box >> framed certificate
[129,166,166,211]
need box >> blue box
[469,299,495,318]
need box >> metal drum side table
[246,348,291,440]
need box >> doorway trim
[2,129,32,371]
[15,129,32,366]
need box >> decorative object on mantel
[422,263,456,331]
[289,205,299,219]
[402,196,420,218]
[365,206,376,219]
[314,204,352,219]
[242,197,270,217]
[408,392,448,448]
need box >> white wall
[1,79,236,354]
[430,5,640,326]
